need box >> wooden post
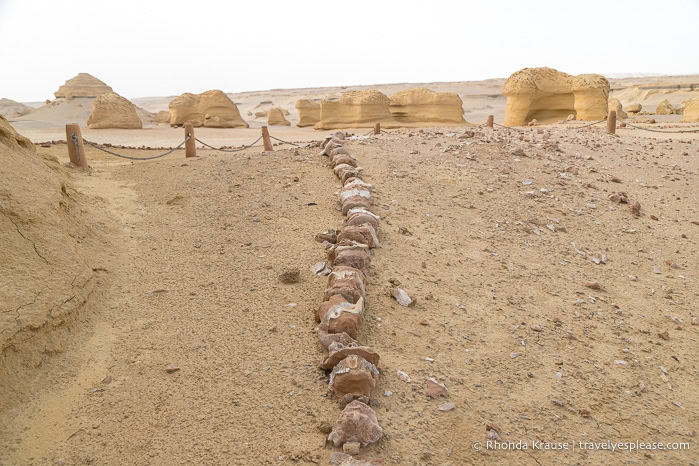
[65,123,88,168]
[487,115,494,128]
[373,123,380,135]
[262,126,273,152]
[607,111,616,135]
[184,123,196,157]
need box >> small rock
[384,390,393,397]
[439,402,456,412]
[391,287,415,306]
[426,378,449,399]
[585,282,603,290]
[165,364,180,373]
[658,331,670,341]
[630,201,641,217]
[397,370,411,383]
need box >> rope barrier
[194,136,262,152]
[493,122,527,132]
[362,129,375,136]
[269,135,304,147]
[573,118,607,129]
[617,119,699,134]
[82,134,190,160]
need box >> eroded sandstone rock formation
[0,98,33,118]
[503,67,609,126]
[87,93,142,129]
[296,99,321,127]
[54,73,114,98]
[168,90,248,128]
[608,97,627,119]
[389,88,466,125]
[267,107,291,126]
[314,90,397,130]
[683,97,699,122]
[656,99,674,115]
[155,111,170,125]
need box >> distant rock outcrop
[87,93,142,129]
[296,99,321,127]
[267,107,290,126]
[608,97,627,119]
[155,111,170,125]
[656,99,673,115]
[682,97,699,122]
[389,88,466,124]
[314,90,397,130]
[626,103,642,114]
[0,98,33,118]
[168,90,248,128]
[503,67,609,126]
[54,73,114,99]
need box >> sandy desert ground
[1,75,698,466]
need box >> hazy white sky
[1,0,697,101]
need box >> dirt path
[1,144,344,465]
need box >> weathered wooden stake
[262,126,273,151]
[373,123,380,135]
[487,115,494,128]
[607,111,616,135]
[65,123,88,168]
[184,123,196,157]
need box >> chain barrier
[269,135,305,147]
[574,118,607,129]
[82,134,190,160]
[194,136,262,152]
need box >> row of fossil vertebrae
[315,132,384,458]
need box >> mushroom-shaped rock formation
[656,99,674,115]
[503,67,609,126]
[626,103,642,114]
[683,97,699,122]
[389,88,466,125]
[87,93,142,129]
[314,90,398,130]
[54,73,114,98]
[329,355,379,398]
[168,90,248,128]
[328,400,383,447]
[296,99,321,127]
[267,106,291,126]
[608,97,627,119]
